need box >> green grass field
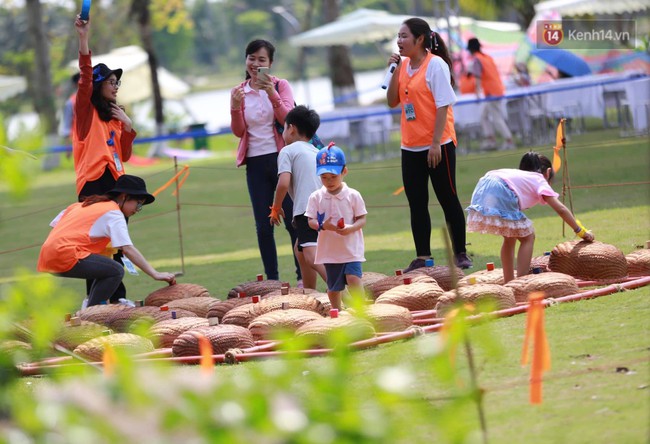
[1,127,649,442]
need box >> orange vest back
[72,108,125,195]
[398,53,457,148]
[473,52,504,97]
[37,201,118,273]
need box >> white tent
[0,75,27,101]
[68,46,190,105]
[535,0,649,15]
[289,8,520,47]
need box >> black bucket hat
[467,37,481,53]
[108,175,155,205]
[92,63,123,84]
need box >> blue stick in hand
[80,0,92,21]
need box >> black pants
[401,142,467,257]
[79,167,126,302]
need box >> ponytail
[519,151,554,180]
[430,31,455,88]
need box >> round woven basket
[548,241,628,281]
[164,296,220,318]
[436,284,516,317]
[171,325,255,357]
[105,307,196,333]
[221,294,327,328]
[76,304,129,326]
[248,309,324,340]
[459,268,505,286]
[408,265,466,291]
[0,340,32,360]
[529,255,551,273]
[227,279,283,299]
[361,303,413,332]
[264,287,318,297]
[360,271,389,287]
[145,283,210,307]
[73,333,154,362]
[366,274,436,300]
[625,249,650,277]
[54,320,111,350]
[148,317,210,348]
[295,314,376,347]
[504,272,578,303]
[205,297,254,322]
[375,282,445,311]
[309,292,333,312]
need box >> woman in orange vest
[386,18,472,272]
[38,175,176,308]
[467,37,515,150]
[73,16,136,302]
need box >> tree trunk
[322,0,357,107]
[25,0,56,134]
[130,0,166,156]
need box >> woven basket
[409,265,466,291]
[360,271,389,287]
[148,317,210,348]
[145,283,210,307]
[436,284,516,317]
[366,273,436,300]
[105,307,196,333]
[459,268,505,286]
[171,325,255,357]
[221,294,327,328]
[164,296,220,318]
[548,241,628,281]
[362,304,413,332]
[73,333,154,362]
[248,309,324,340]
[529,255,551,273]
[625,249,650,276]
[375,282,444,311]
[504,272,579,303]
[76,304,129,326]
[0,340,32,359]
[295,314,376,347]
[54,320,111,350]
[227,279,283,299]
[205,297,254,322]
[309,292,333,312]
[264,287,318,297]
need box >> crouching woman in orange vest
[37,175,176,307]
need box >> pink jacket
[230,76,294,167]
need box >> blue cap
[316,144,346,175]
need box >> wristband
[268,206,281,220]
[574,219,589,238]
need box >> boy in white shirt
[269,105,326,289]
[305,144,367,310]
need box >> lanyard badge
[107,130,123,172]
[404,90,416,121]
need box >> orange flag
[521,292,551,404]
[102,343,117,378]
[153,165,190,197]
[198,334,213,375]
[552,119,565,173]
[392,186,405,196]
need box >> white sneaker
[81,298,89,310]
[117,298,136,308]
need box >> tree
[25,0,56,134]
[322,0,357,107]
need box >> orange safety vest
[398,53,457,148]
[37,201,119,273]
[72,107,126,196]
[473,52,505,97]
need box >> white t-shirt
[50,208,133,248]
[305,183,367,264]
[277,141,321,216]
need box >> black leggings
[401,142,467,257]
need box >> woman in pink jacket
[230,39,301,284]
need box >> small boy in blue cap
[305,143,367,310]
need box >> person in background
[466,152,594,283]
[269,105,327,290]
[230,39,302,285]
[512,62,531,87]
[467,37,515,151]
[73,16,136,303]
[386,17,473,272]
[59,72,80,147]
[37,175,176,308]
[306,145,367,310]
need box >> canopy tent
[67,46,190,105]
[0,75,27,101]
[534,0,649,15]
[289,8,521,48]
